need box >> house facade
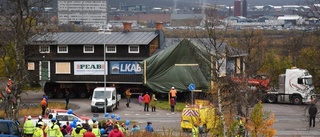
[26,22,164,98]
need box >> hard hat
[37,122,43,126]
[172,87,175,89]
[38,115,42,119]
[92,118,96,122]
[51,117,56,121]
[27,115,31,119]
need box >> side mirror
[112,96,115,100]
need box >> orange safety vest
[41,99,47,106]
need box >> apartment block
[58,0,107,27]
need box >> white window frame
[57,45,68,53]
[106,45,116,53]
[39,45,50,53]
[128,45,139,53]
[83,45,94,53]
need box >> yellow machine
[180,100,220,133]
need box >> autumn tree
[0,0,51,120]
[246,101,276,137]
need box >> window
[106,45,116,53]
[57,45,68,53]
[39,45,50,53]
[56,62,71,74]
[83,45,94,53]
[28,62,35,70]
[129,45,139,53]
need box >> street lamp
[102,24,112,114]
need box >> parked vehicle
[23,109,92,126]
[180,100,220,133]
[0,119,23,137]
[91,87,121,112]
[265,67,315,104]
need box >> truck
[23,109,92,126]
[90,87,121,112]
[0,119,23,137]
[264,67,315,105]
[180,100,221,133]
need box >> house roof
[29,32,159,45]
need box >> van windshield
[93,91,112,99]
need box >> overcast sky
[207,0,305,6]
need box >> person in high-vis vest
[191,123,199,137]
[89,118,99,128]
[71,123,87,137]
[24,115,35,137]
[45,117,62,137]
[33,122,44,137]
[92,123,101,137]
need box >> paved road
[21,91,320,136]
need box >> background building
[58,0,107,27]
[234,0,241,16]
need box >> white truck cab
[266,67,315,104]
[91,87,121,112]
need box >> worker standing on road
[83,128,96,137]
[170,97,175,112]
[192,123,199,137]
[131,124,140,133]
[143,92,151,112]
[138,93,143,111]
[45,117,62,137]
[24,115,35,137]
[43,94,48,107]
[125,88,131,107]
[40,98,47,116]
[33,122,44,137]
[65,90,70,110]
[309,103,318,127]
[150,94,157,112]
[170,87,177,105]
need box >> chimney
[123,22,132,32]
[155,22,164,31]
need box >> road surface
[21,91,320,136]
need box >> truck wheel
[56,92,64,99]
[292,96,302,105]
[79,91,87,98]
[108,106,114,112]
[115,101,119,109]
[46,92,54,99]
[69,92,76,99]
[267,95,277,103]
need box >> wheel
[69,92,76,99]
[108,106,114,112]
[115,101,119,109]
[46,92,55,99]
[79,91,87,98]
[267,95,277,103]
[56,92,64,99]
[292,96,302,105]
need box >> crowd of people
[22,87,183,137]
[23,115,154,137]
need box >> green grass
[155,99,186,112]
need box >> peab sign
[74,61,107,75]
[110,61,142,74]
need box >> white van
[91,87,121,112]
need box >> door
[39,61,50,81]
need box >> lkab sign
[110,61,142,74]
